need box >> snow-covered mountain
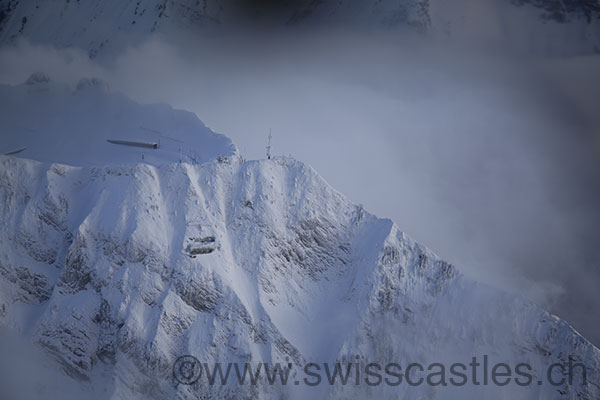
[1,0,599,57]
[0,74,236,166]
[0,79,599,399]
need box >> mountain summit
[0,80,598,399]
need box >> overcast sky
[1,24,599,345]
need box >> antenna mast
[266,129,272,160]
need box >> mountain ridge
[0,78,237,167]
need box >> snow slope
[0,0,598,57]
[0,81,599,399]
[0,75,236,166]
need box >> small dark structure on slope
[107,139,158,149]
[4,147,26,156]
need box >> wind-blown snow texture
[0,82,598,399]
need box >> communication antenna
[266,129,272,160]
